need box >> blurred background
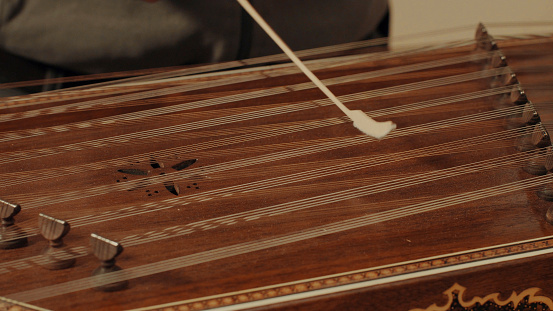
[389,0,552,49]
[0,0,551,96]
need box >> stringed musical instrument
[1,23,553,310]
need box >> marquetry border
[136,236,553,311]
[410,283,553,310]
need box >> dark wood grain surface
[1,28,553,310]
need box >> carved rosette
[411,283,553,311]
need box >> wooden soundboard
[1,24,553,310]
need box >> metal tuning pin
[506,101,540,129]
[490,52,507,69]
[535,145,553,225]
[530,123,551,148]
[503,84,538,129]
[511,86,528,105]
[489,52,509,88]
[520,124,551,208]
[38,213,76,269]
[475,23,497,51]
[496,85,527,111]
[541,181,553,225]
[523,150,548,176]
[0,199,28,249]
[487,52,517,87]
[520,102,540,126]
[538,147,553,208]
[501,71,519,87]
[543,146,553,173]
[516,123,551,152]
[90,233,127,291]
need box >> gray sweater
[0,0,387,73]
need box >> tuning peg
[0,199,20,226]
[90,233,127,291]
[490,52,507,69]
[501,72,519,86]
[523,152,547,176]
[475,23,498,51]
[516,123,551,152]
[0,199,28,249]
[38,213,75,269]
[506,101,540,129]
[510,86,528,105]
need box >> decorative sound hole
[116,157,198,197]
